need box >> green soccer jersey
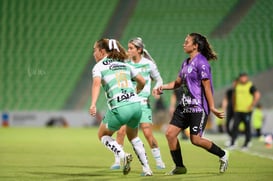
[92,57,140,109]
[127,57,162,101]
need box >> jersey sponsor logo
[181,94,201,107]
[181,94,192,106]
[117,89,135,102]
[109,64,127,71]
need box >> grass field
[0,127,273,181]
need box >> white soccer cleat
[110,163,120,170]
[219,150,229,173]
[141,168,153,176]
[156,161,166,169]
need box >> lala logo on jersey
[117,89,135,102]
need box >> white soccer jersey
[92,57,140,109]
[127,57,163,101]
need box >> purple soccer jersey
[178,53,213,115]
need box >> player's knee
[165,130,175,141]
[190,136,201,146]
[117,129,126,137]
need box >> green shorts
[102,102,142,131]
[139,103,153,124]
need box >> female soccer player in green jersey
[110,38,165,171]
[90,38,152,176]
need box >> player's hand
[152,89,160,98]
[154,86,163,95]
[89,105,96,116]
[211,107,225,119]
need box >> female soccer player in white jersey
[110,37,165,171]
[90,38,152,176]
[155,33,229,175]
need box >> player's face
[239,75,248,84]
[128,43,141,60]
[183,35,197,54]
[93,43,103,62]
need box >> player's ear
[137,47,142,54]
[100,48,107,56]
[193,43,198,51]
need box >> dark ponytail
[189,33,217,61]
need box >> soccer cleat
[141,168,153,176]
[110,163,120,170]
[219,150,229,173]
[156,161,166,169]
[225,140,238,148]
[224,140,231,147]
[123,154,133,175]
[241,146,248,152]
[165,166,187,175]
[226,144,236,150]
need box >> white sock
[131,137,150,169]
[114,154,120,164]
[151,148,163,164]
[101,135,125,159]
[114,144,122,164]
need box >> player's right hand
[155,86,163,95]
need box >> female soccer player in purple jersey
[155,33,229,175]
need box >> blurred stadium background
[1,0,273,131]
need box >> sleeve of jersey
[198,60,211,80]
[128,64,139,78]
[149,61,163,89]
[92,63,101,78]
[250,85,257,94]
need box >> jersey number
[115,72,128,88]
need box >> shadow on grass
[27,165,137,180]
[138,172,221,181]
[54,165,106,169]
[28,165,222,180]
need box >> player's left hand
[89,105,97,116]
[211,107,225,119]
